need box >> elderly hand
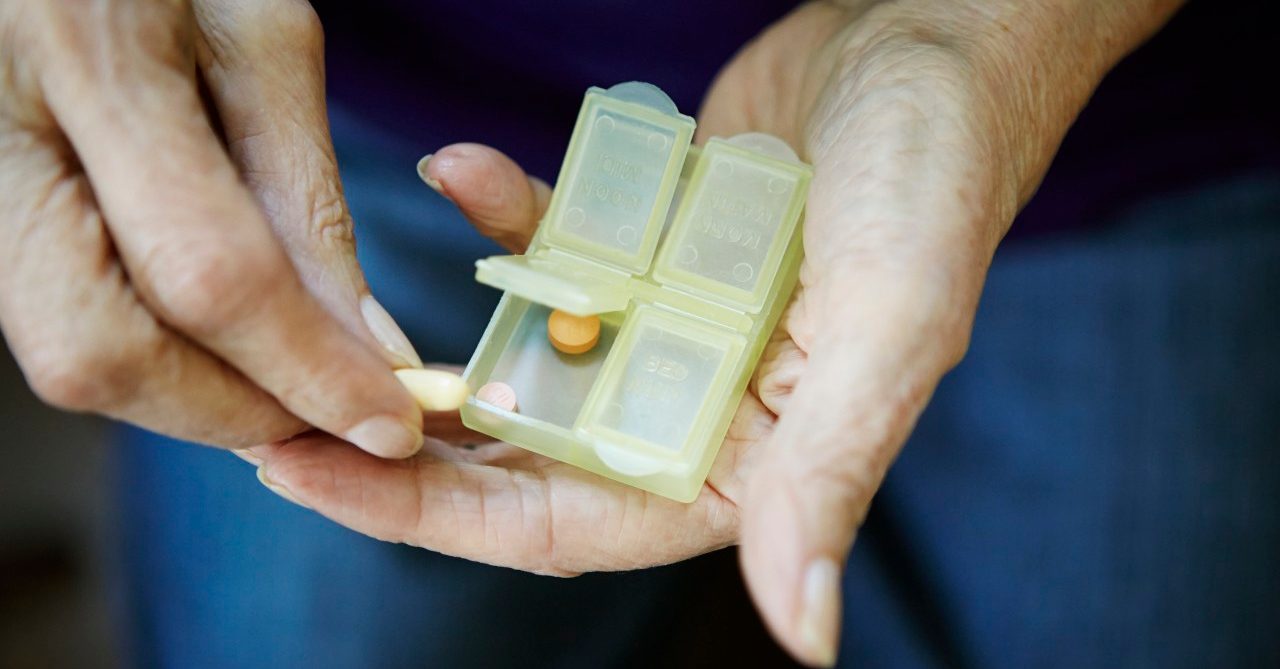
[249,1,1180,665]
[0,0,426,456]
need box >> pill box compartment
[577,306,744,469]
[462,296,619,439]
[461,292,757,502]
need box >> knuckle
[797,452,881,528]
[268,451,326,499]
[308,185,355,248]
[43,0,192,75]
[198,0,322,70]
[782,386,926,523]
[267,1,324,52]
[229,0,323,55]
[21,338,139,411]
[148,243,284,335]
[835,13,976,90]
[126,4,196,68]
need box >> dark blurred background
[0,351,117,667]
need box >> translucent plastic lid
[539,83,695,273]
[653,135,812,312]
[475,252,631,316]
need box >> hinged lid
[475,250,632,316]
[653,134,811,313]
[539,82,695,273]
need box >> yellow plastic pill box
[460,82,811,502]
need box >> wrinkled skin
[0,0,424,457]
[1,0,1180,665]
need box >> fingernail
[344,414,424,458]
[360,295,424,369]
[416,154,445,193]
[798,557,841,667]
[232,449,263,466]
[257,467,308,508]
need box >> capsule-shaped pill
[395,368,469,412]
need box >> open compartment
[461,295,622,443]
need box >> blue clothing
[114,3,1280,667]
[841,173,1280,667]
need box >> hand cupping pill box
[460,82,811,502]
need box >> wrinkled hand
[0,0,425,455]
[250,1,1177,665]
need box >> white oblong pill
[394,368,469,412]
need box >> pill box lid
[538,83,695,274]
[474,251,631,316]
[653,134,812,313]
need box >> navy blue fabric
[841,173,1280,667]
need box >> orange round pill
[547,309,600,355]
[476,381,518,412]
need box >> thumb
[741,267,966,666]
[194,1,423,371]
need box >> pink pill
[476,381,518,412]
